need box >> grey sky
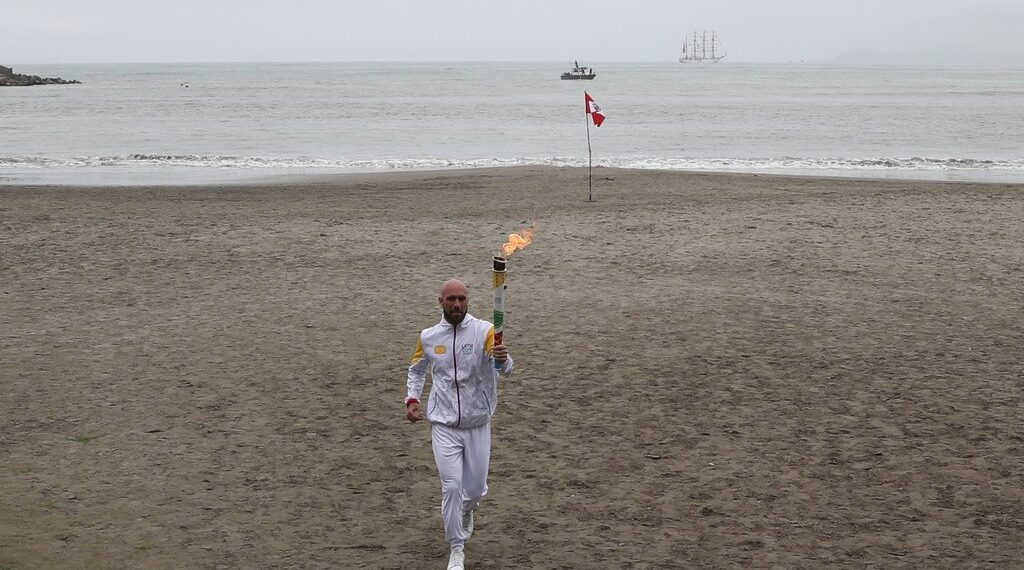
[3,0,1023,64]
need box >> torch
[492,256,507,369]
[492,227,535,369]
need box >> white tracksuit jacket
[406,313,514,428]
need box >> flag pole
[585,93,593,202]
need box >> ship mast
[680,29,726,63]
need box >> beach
[2,166,1022,569]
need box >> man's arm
[406,336,428,422]
[486,327,515,377]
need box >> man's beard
[443,307,465,325]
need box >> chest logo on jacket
[460,343,474,354]
[434,345,447,355]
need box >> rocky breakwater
[1,65,81,86]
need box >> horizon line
[9,59,1024,68]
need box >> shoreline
[4,163,1024,189]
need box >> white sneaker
[447,546,465,570]
[462,509,474,539]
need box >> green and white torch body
[492,256,507,369]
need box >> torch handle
[493,330,504,369]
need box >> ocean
[2,61,1023,185]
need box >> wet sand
[2,167,1023,569]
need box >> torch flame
[501,227,535,257]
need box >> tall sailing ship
[679,30,726,63]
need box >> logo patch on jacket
[434,345,447,355]
[460,343,474,354]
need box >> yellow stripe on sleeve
[411,338,424,364]
[484,326,495,354]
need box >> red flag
[585,92,605,127]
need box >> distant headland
[0,65,80,86]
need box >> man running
[406,278,515,570]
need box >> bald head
[439,279,469,325]
[439,279,468,298]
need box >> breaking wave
[617,156,1024,173]
[2,154,1023,176]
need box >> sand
[2,166,1022,569]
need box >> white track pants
[430,422,491,548]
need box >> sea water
[2,61,1022,185]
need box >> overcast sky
[3,0,1023,64]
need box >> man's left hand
[493,343,508,362]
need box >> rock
[0,65,81,86]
